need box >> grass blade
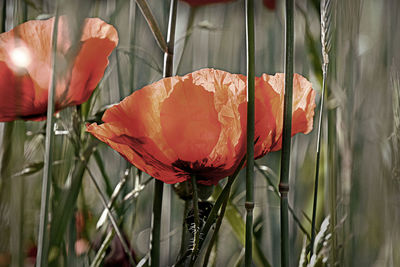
[135,0,168,53]
[245,0,255,266]
[36,5,60,266]
[48,139,97,259]
[86,167,136,266]
[279,0,295,265]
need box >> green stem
[202,185,229,267]
[86,167,136,266]
[245,0,255,266]
[163,0,178,77]
[150,1,178,266]
[189,176,200,265]
[310,64,328,255]
[279,0,294,266]
[151,180,163,267]
[48,139,97,254]
[188,157,245,265]
[36,6,59,266]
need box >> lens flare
[10,47,31,68]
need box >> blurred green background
[0,0,399,266]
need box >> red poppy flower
[263,0,276,10]
[180,0,233,7]
[0,17,118,122]
[87,69,315,185]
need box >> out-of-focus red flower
[263,0,276,10]
[0,17,118,122]
[180,0,233,7]
[87,69,315,185]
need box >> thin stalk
[135,0,168,53]
[86,167,136,266]
[151,180,163,267]
[128,0,136,93]
[202,185,229,267]
[96,169,129,230]
[310,64,327,254]
[188,157,245,265]
[1,0,6,32]
[189,176,200,265]
[163,0,178,78]
[90,229,115,267]
[279,0,294,266]
[311,0,332,256]
[36,5,59,266]
[245,0,255,266]
[150,1,178,266]
[48,139,97,252]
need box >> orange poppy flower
[180,0,233,6]
[0,17,118,122]
[87,69,315,185]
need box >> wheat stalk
[310,0,333,259]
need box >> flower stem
[202,185,229,267]
[151,180,163,267]
[188,157,245,265]
[189,176,200,265]
[36,5,59,266]
[245,0,255,266]
[150,1,178,266]
[280,0,294,266]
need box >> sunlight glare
[10,47,31,68]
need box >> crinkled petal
[0,17,118,121]
[87,69,247,185]
[254,73,316,156]
[0,62,37,121]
